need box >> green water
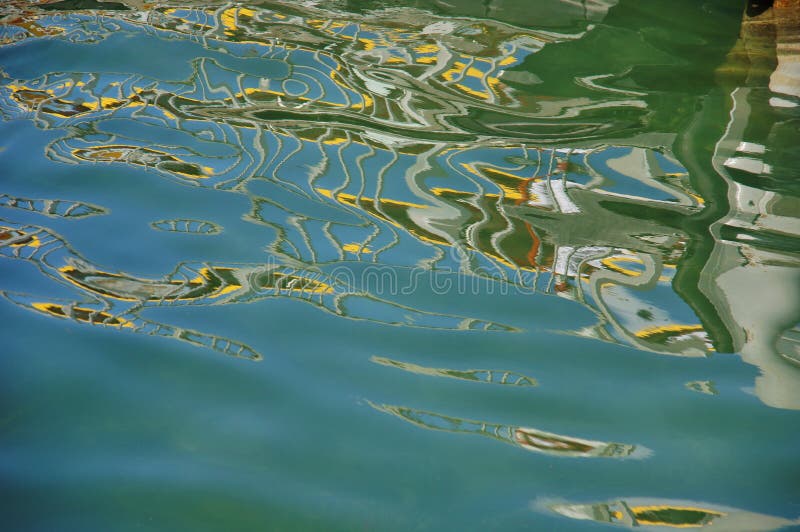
[1,0,799,530]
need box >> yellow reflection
[71,145,213,179]
[545,498,797,530]
[635,324,705,341]
[31,301,135,328]
[0,226,41,248]
[342,243,372,254]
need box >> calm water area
[1,0,799,530]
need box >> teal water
[1,0,799,530]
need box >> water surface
[1,0,799,529]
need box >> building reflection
[544,497,799,530]
[694,0,800,409]
[0,0,797,409]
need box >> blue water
[1,0,799,530]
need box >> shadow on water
[0,0,799,528]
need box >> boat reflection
[542,497,799,530]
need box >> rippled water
[1,0,799,529]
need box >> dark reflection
[542,497,799,530]
[0,1,797,406]
[369,402,646,458]
[40,0,129,11]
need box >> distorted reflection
[370,402,646,458]
[0,217,512,360]
[150,218,223,234]
[0,193,107,218]
[0,220,262,360]
[371,355,537,386]
[543,497,799,530]
[685,380,718,396]
[702,2,800,409]
[0,1,797,410]
[1,1,799,529]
